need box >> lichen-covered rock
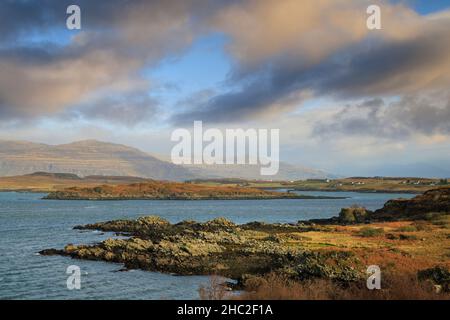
[137,216,170,227]
[203,217,236,231]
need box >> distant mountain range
[0,140,332,181]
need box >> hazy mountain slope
[0,140,194,180]
[182,162,334,180]
[0,139,334,180]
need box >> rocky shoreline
[41,216,362,284]
[40,187,450,294]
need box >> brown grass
[233,273,450,300]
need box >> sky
[0,0,450,177]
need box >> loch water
[0,191,415,299]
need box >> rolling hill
[0,140,193,180]
[0,139,332,181]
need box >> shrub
[339,208,356,223]
[358,227,384,237]
[93,186,103,193]
[399,234,418,240]
[412,221,432,231]
[396,225,417,232]
[198,275,231,300]
[353,208,369,222]
[386,233,418,240]
[432,220,450,229]
[418,266,450,292]
[424,212,443,221]
[339,206,368,224]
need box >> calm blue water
[0,191,415,300]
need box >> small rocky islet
[40,187,450,292]
[42,181,345,200]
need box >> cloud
[0,1,60,42]
[319,26,450,97]
[2,0,450,133]
[313,93,450,139]
[0,47,141,118]
[173,0,450,124]
[0,0,200,124]
[172,80,311,123]
[65,91,159,127]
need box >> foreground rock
[41,216,362,283]
[43,181,342,200]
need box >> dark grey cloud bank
[313,94,450,139]
[66,91,159,127]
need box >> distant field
[287,177,449,193]
[1,173,448,194]
[189,177,450,193]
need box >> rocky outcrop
[371,187,450,221]
[307,187,450,225]
[41,216,362,283]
